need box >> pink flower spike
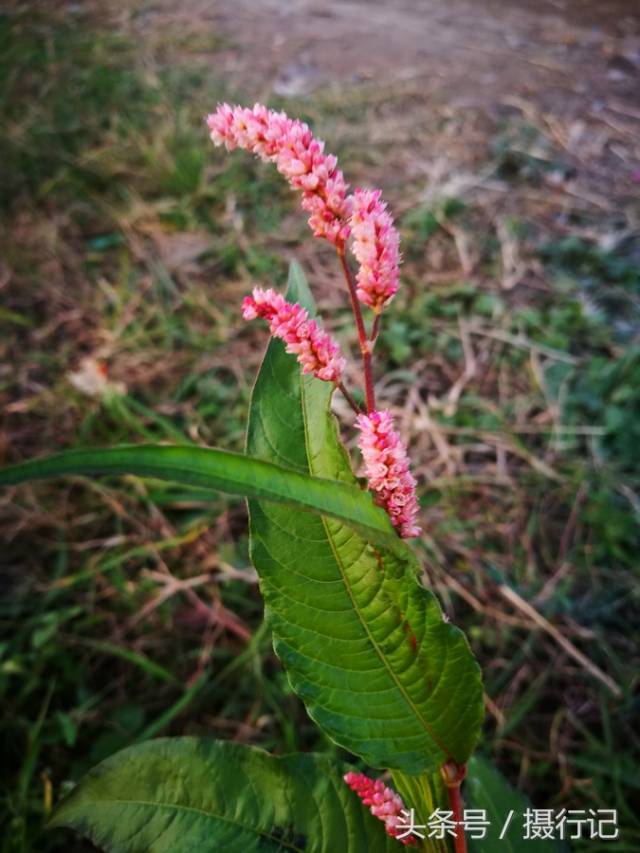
[349,188,401,312]
[242,287,346,384]
[343,772,418,846]
[207,103,352,244]
[356,410,421,538]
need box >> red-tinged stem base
[440,761,467,853]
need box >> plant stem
[337,382,361,415]
[440,761,467,853]
[448,782,466,853]
[370,312,381,345]
[337,246,376,413]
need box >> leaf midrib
[298,376,451,764]
[57,796,305,852]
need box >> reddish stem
[337,246,376,413]
[441,761,467,853]
[448,783,466,853]
[337,382,361,415]
[370,312,381,345]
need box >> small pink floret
[349,188,401,312]
[242,287,346,384]
[356,410,421,538]
[343,771,417,846]
[207,103,352,244]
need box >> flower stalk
[337,244,376,413]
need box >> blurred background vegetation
[1,1,638,851]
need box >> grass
[1,3,639,852]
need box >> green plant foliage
[50,738,399,852]
[556,349,640,480]
[246,263,484,775]
[0,13,159,212]
[465,755,565,851]
[390,769,448,853]
[0,444,401,551]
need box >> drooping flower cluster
[242,287,346,384]
[207,103,351,244]
[343,772,417,846]
[356,410,421,538]
[349,188,400,312]
[209,103,421,537]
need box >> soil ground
[123,0,640,224]
[139,0,640,148]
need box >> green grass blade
[75,639,178,685]
[133,673,209,743]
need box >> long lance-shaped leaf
[0,444,401,549]
[246,262,484,775]
[50,738,399,852]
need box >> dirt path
[139,0,639,116]
[129,0,640,205]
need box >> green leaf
[246,262,483,775]
[390,770,449,853]
[465,755,566,851]
[0,444,400,550]
[51,738,398,852]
